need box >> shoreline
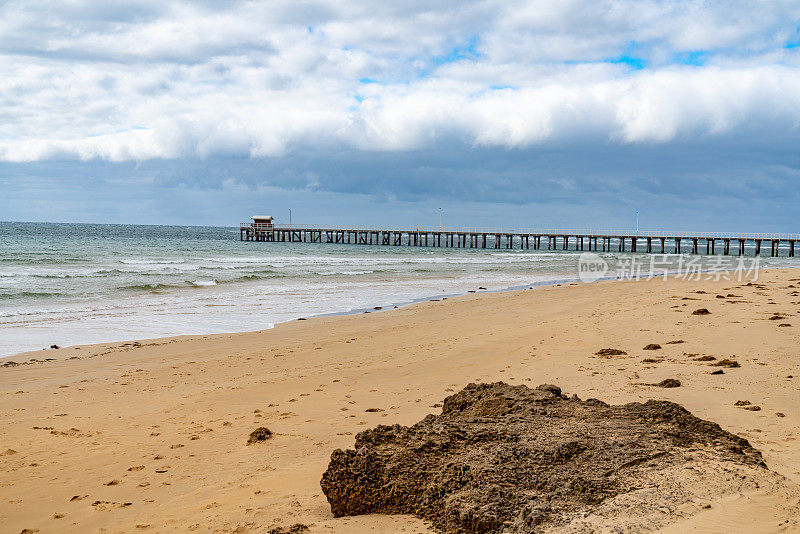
[2,264,777,363]
[2,269,799,532]
[0,271,587,362]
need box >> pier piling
[240,223,798,257]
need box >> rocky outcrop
[321,382,769,533]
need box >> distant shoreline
[1,265,787,363]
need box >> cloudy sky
[1,1,800,230]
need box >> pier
[240,223,800,256]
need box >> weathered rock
[692,308,711,315]
[643,344,662,350]
[320,382,765,533]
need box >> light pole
[439,207,443,230]
[636,210,639,234]
[289,208,292,226]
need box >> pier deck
[240,224,800,256]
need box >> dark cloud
[3,137,799,230]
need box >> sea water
[2,221,798,358]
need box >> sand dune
[1,270,800,532]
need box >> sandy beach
[2,269,800,533]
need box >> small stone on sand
[247,427,273,444]
[595,348,627,356]
[711,359,741,368]
[652,378,681,388]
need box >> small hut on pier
[251,215,274,229]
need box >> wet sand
[2,270,800,532]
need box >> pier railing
[241,223,800,241]
[240,222,800,256]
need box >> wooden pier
[240,223,800,257]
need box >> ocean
[2,221,798,358]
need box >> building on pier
[250,215,274,229]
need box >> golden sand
[2,270,800,532]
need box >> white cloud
[0,0,799,162]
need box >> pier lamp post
[439,207,443,230]
[289,208,292,226]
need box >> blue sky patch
[606,55,647,70]
[431,36,480,66]
[673,50,708,66]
